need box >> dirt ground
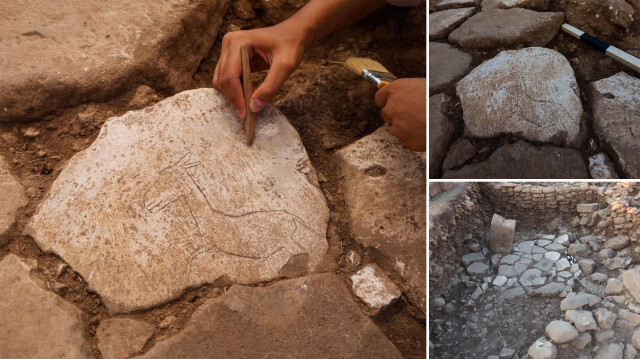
[0,2,426,358]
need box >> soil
[0,2,426,358]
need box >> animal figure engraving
[143,153,320,260]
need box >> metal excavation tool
[241,44,256,146]
[561,23,640,74]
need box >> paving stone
[595,343,624,359]
[456,47,582,144]
[594,308,617,330]
[623,269,640,303]
[557,258,571,271]
[537,240,552,247]
[449,9,563,48]
[565,309,598,332]
[468,262,490,275]
[138,274,403,358]
[604,236,631,250]
[481,0,549,10]
[591,72,640,177]
[498,265,518,277]
[429,8,476,39]
[534,258,554,272]
[514,262,529,275]
[555,234,570,247]
[0,0,229,122]
[533,282,566,297]
[589,153,620,179]
[501,287,526,300]
[429,42,473,93]
[336,126,426,312]
[500,254,520,265]
[28,89,330,314]
[520,268,544,287]
[0,155,27,241]
[435,0,477,10]
[528,337,557,359]
[0,254,90,358]
[546,320,579,344]
[351,264,402,314]
[442,141,588,179]
[442,138,476,171]
[97,318,155,359]
[515,241,535,253]
[493,275,508,286]
[489,214,516,253]
[429,94,455,176]
[546,243,567,252]
[462,252,486,266]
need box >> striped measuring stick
[561,23,640,74]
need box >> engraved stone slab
[457,47,583,145]
[27,89,329,314]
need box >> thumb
[250,57,298,112]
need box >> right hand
[212,23,307,120]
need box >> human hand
[212,22,307,120]
[374,78,426,152]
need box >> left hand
[374,78,426,152]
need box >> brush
[340,57,398,89]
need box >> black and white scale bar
[561,23,640,74]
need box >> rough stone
[456,47,582,144]
[595,329,615,342]
[435,0,477,10]
[605,278,625,296]
[429,42,472,93]
[0,155,27,240]
[546,320,579,343]
[571,332,592,350]
[501,287,526,300]
[0,0,229,122]
[577,203,599,213]
[594,308,617,330]
[564,0,635,38]
[0,254,90,358]
[481,0,549,10]
[591,272,609,284]
[591,72,640,178]
[139,274,403,358]
[569,243,591,256]
[97,318,155,359]
[561,294,591,311]
[604,236,631,250]
[429,8,476,39]
[633,327,640,349]
[626,343,638,359]
[533,282,566,297]
[429,94,455,177]
[623,269,640,303]
[462,252,486,266]
[336,126,426,312]
[442,141,588,179]
[448,9,564,48]
[578,259,595,275]
[28,89,330,314]
[565,309,598,332]
[489,213,516,253]
[442,138,476,171]
[468,262,490,274]
[589,153,620,179]
[595,343,624,359]
[604,256,632,271]
[528,337,558,359]
[520,268,545,286]
[351,264,402,314]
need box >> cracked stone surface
[0,154,27,240]
[0,254,90,358]
[96,318,155,359]
[336,126,426,313]
[139,274,403,358]
[456,47,583,145]
[27,89,329,314]
[590,72,640,178]
[0,0,229,122]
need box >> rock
[591,72,640,178]
[0,155,27,240]
[456,47,582,145]
[557,258,571,271]
[580,279,605,297]
[27,89,329,314]
[138,274,403,358]
[605,278,625,296]
[501,287,526,300]
[595,343,624,359]
[520,268,545,286]
[533,282,566,297]
[601,248,617,260]
[589,153,620,179]
[481,0,549,10]
[605,236,631,250]
[561,294,592,311]
[632,327,640,349]
[158,315,177,329]
[336,126,426,312]
[564,0,634,38]
[232,0,256,19]
[493,275,508,286]
[569,243,591,256]
[442,140,588,179]
[528,337,558,359]
[579,259,596,275]
[462,252,486,266]
[591,273,609,284]
[624,269,640,303]
[604,256,632,270]
[595,329,615,342]
[500,254,520,265]
[545,252,561,262]
[429,94,455,176]
[626,343,638,359]
[498,265,518,277]
[565,309,598,332]
[572,332,592,350]
[556,234,570,247]
[429,43,472,93]
[500,348,516,358]
[429,8,476,39]
[0,254,90,357]
[435,0,477,10]
[594,308,617,330]
[442,138,476,171]
[449,9,564,48]
[546,320,579,343]
[617,309,640,327]
[351,264,402,314]
[431,296,446,309]
[0,0,229,122]
[534,258,555,272]
[96,318,155,359]
[489,214,516,253]
[468,262,490,275]
[577,203,599,213]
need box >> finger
[214,32,232,84]
[250,56,298,112]
[218,48,246,120]
[381,106,393,124]
[374,84,390,108]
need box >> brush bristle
[343,57,390,75]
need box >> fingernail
[250,98,265,113]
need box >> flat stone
[623,269,640,303]
[534,258,555,272]
[572,332,592,350]
[442,137,476,171]
[456,47,582,144]
[520,268,544,287]
[533,282,565,297]
[429,42,472,93]
[481,0,549,10]
[500,254,520,265]
[561,293,601,311]
[578,259,596,275]
[595,343,624,359]
[537,240,552,247]
[605,278,625,296]
[528,337,557,359]
[489,213,516,253]
[515,241,535,253]
[591,72,640,177]
[498,265,518,277]
[514,262,529,275]
[138,274,403,358]
[449,9,564,48]
[589,153,620,179]
[468,262,490,275]
[555,234,570,247]
[435,0,477,10]
[0,254,90,358]
[351,264,402,314]
[336,126,426,312]
[0,155,27,239]
[604,256,632,270]
[501,287,526,300]
[0,0,229,122]
[633,327,640,349]
[429,94,454,176]
[577,203,599,213]
[604,236,631,250]
[27,89,330,314]
[580,279,605,297]
[442,141,588,179]
[462,252,486,266]
[546,320,579,344]
[546,243,567,252]
[565,309,597,332]
[617,309,640,327]
[493,275,508,286]
[97,318,155,359]
[429,8,476,40]
[594,308,617,330]
[594,329,615,342]
[569,243,591,256]
[557,258,571,271]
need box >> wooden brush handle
[377,81,391,90]
[241,44,256,146]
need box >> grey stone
[589,153,620,179]
[591,273,609,284]
[594,308,617,330]
[501,287,526,300]
[534,258,555,272]
[565,309,598,332]
[632,327,640,349]
[429,43,473,93]
[498,265,518,277]
[546,320,579,344]
[429,93,455,176]
[595,343,624,359]
[468,262,490,275]
[527,337,558,359]
[604,236,631,250]
[545,252,561,262]
[569,243,591,256]
[555,234,570,247]
[442,138,476,171]
[533,282,566,297]
[351,264,402,314]
[462,252,486,266]
[578,259,596,275]
[571,332,592,350]
[604,257,632,270]
[500,254,520,265]
[624,269,640,303]
[429,8,476,39]
[489,213,516,253]
[594,329,615,342]
[481,0,549,10]
[520,268,545,287]
[546,243,567,252]
[577,203,599,213]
